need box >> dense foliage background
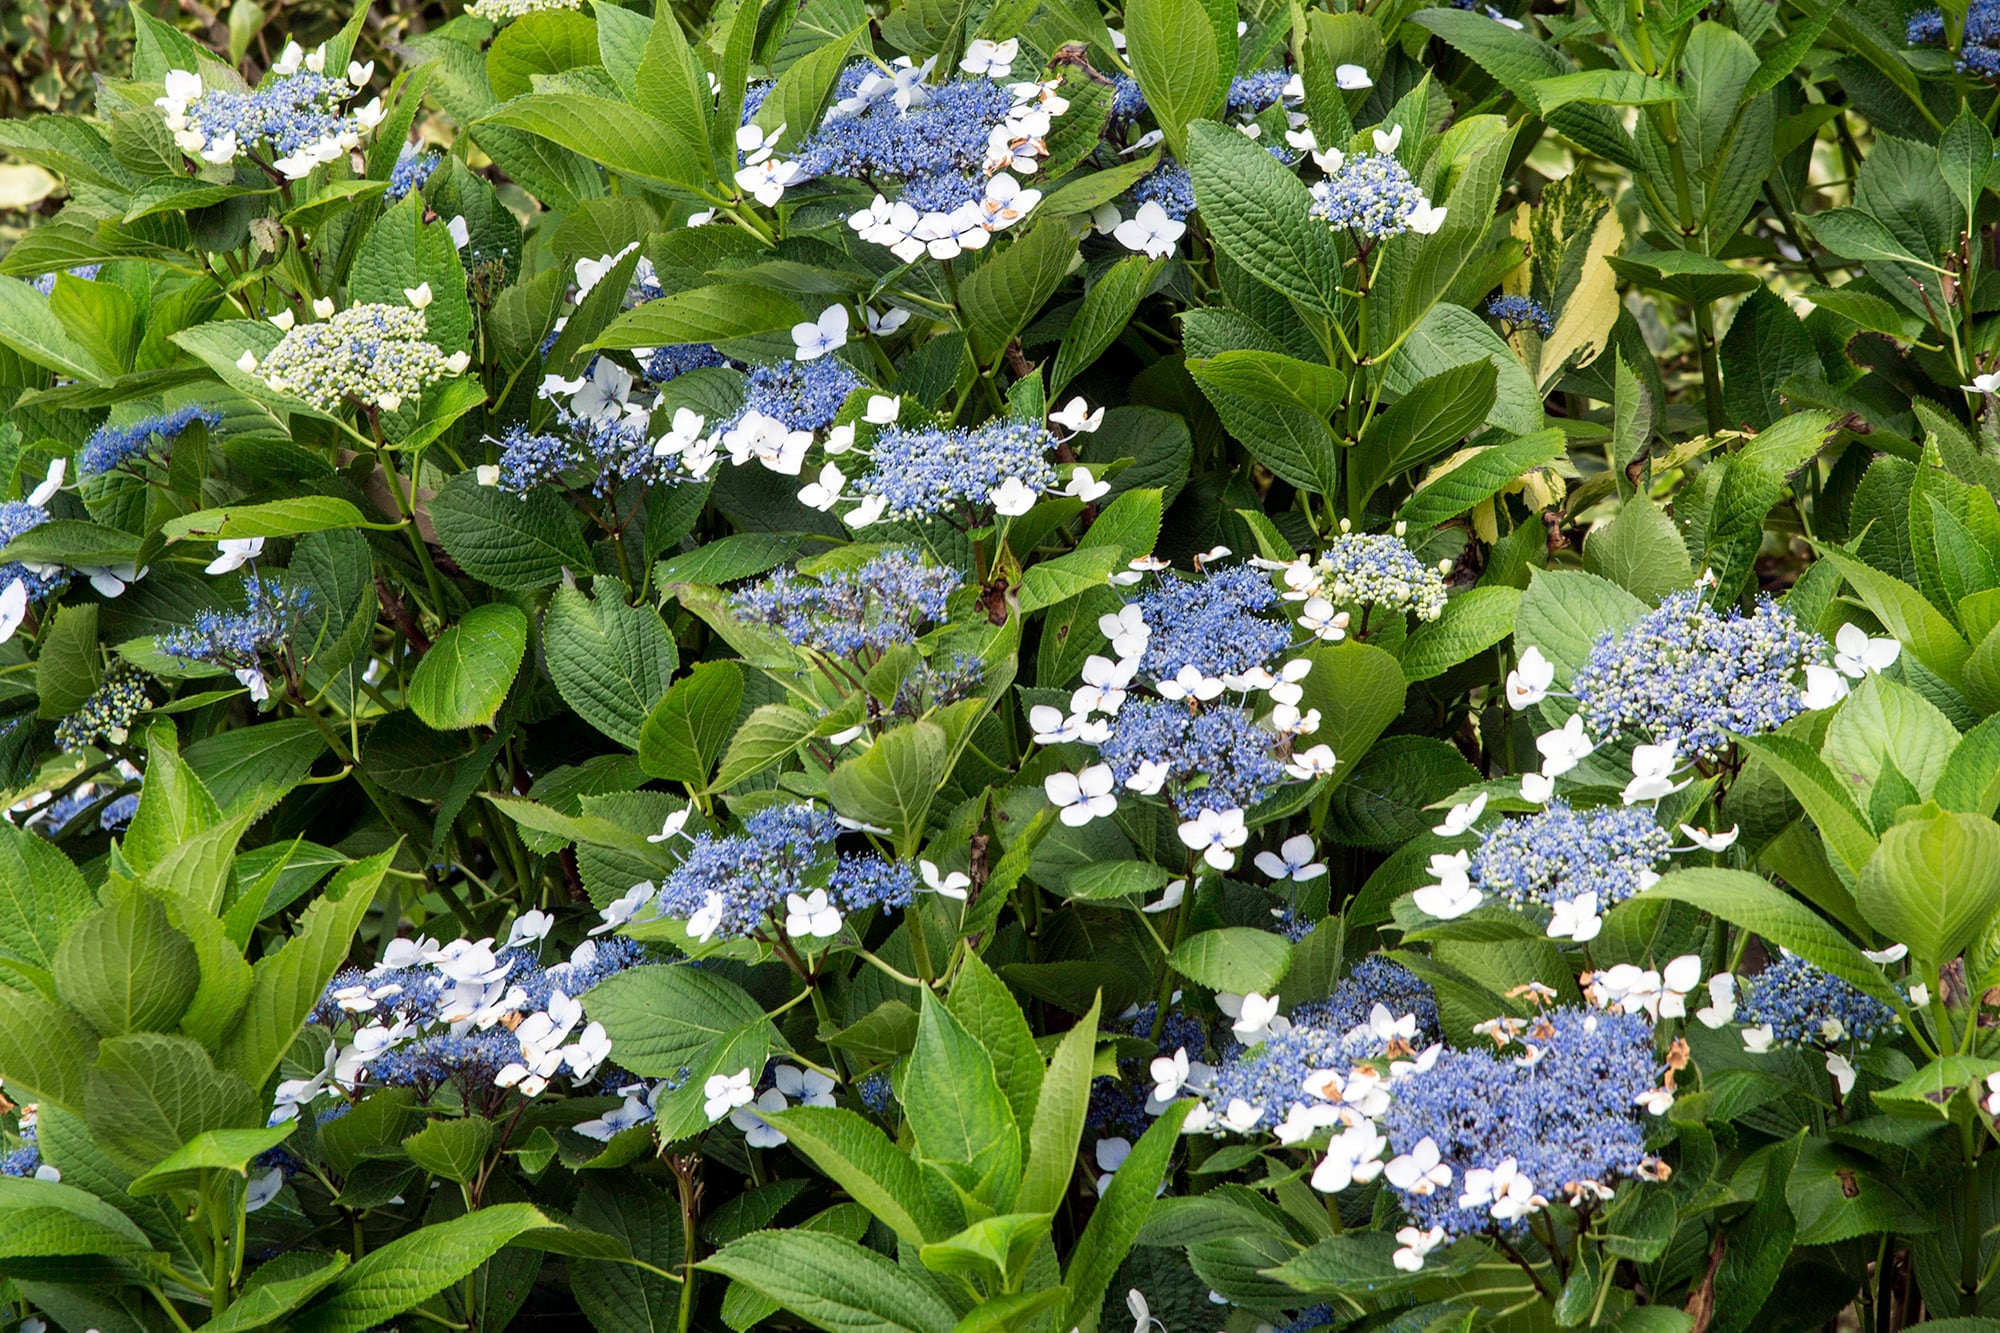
[1,0,1999,1328]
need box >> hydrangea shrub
[0,0,1994,1330]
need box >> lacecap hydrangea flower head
[1037,558,1336,870]
[248,295,470,415]
[155,42,385,179]
[1568,589,1826,763]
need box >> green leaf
[162,496,368,542]
[0,822,93,978]
[825,720,949,854]
[480,95,708,191]
[1062,1099,1192,1331]
[0,1176,154,1258]
[431,471,594,590]
[594,284,806,350]
[1583,498,1694,603]
[1530,69,1682,111]
[408,604,529,731]
[1191,349,1347,420]
[767,1105,942,1245]
[1295,639,1406,787]
[219,851,390,1088]
[585,963,774,1076]
[639,660,744,785]
[1816,544,1971,694]
[1020,996,1098,1216]
[1268,1231,1480,1297]
[1124,0,1222,157]
[961,220,1076,367]
[1856,812,2000,967]
[903,990,1020,1201]
[1702,412,1836,597]
[1399,587,1520,682]
[702,1229,961,1333]
[1605,249,1762,306]
[1941,107,1994,231]
[202,1254,353,1333]
[86,1032,261,1174]
[1709,1132,1803,1333]
[712,701,817,790]
[487,9,601,101]
[1169,927,1292,994]
[0,989,98,1116]
[1062,860,1176,901]
[947,952,1043,1135]
[52,894,198,1037]
[1050,257,1161,396]
[1350,360,1498,506]
[1641,868,1901,1006]
[1186,119,1344,323]
[1514,567,1648,684]
[0,276,110,382]
[127,1124,294,1197]
[291,1203,561,1333]
[1736,734,1879,876]
[545,581,679,749]
[33,602,97,722]
[402,1117,495,1185]
[1397,428,1566,530]
[1020,547,1122,614]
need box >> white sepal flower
[703,1068,756,1121]
[1254,833,1326,882]
[1833,621,1900,679]
[1432,792,1487,836]
[1047,765,1118,826]
[791,305,849,361]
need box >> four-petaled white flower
[648,810,692,843]
[504,910,553,950]
[1178,807,1249,869]
[1679,823,1739,852]
[1801,662,1849,710]
[784,889,843,939]
[703,1068,755,1121]
[989,476,1039,515]
[1254,832,1326,882]
[1535,714,1596,776]
[1621,740,1689,805]
[920,860,971,900]
[960,37,1019,77]
[798,462,847,511]
[1546,891,1602,943]
[1413,850,1480,919]
[1113,201,1186,258]
[1051,396,1106,435]
[1833,621,1901,679]
[1695,972,1737,1028]
[737,157,802,207]
[206,536,265,575]
[1433,792,1487,836]
[791,305,849,361]
[1384,1137,1452,1196]
[1392,1224,1446,1272]
[1047,764,1119,826]
[1506,645,1555,708]
[1285,743,1338,779]
[1063,466,1111,503]
[1335,63,1374,89]
[1150,1047,1190,1102]
[1230,991,1283,1042]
